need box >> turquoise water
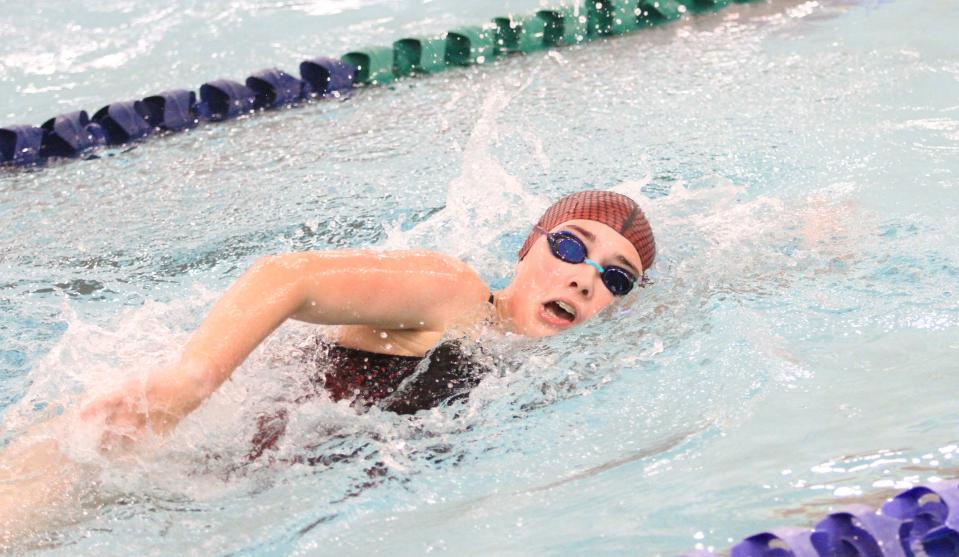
[2,0,959,555]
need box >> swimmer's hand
[78,359,214,452]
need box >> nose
[568,263,599,299]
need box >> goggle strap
[584,258,605,274]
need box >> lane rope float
[0,0,754,168]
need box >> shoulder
[267,249,475,274]
[395,250,490,304]
[369,250,491,325]
[399,249,482,276]
[278,248,489,307]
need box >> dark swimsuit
[318,339,487,414]
[248,295,495,460]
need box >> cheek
[529,266,559,289]
[584,291,616,319]
[518,255,561,289]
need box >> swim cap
[518,190,656,271]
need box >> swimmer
[0,190,655,543]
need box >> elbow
[247,254,302,285]
[250,254,282,272]
[250,252,314,275]
[247,253,312,311]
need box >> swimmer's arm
[81,250,487,434]
[179,250,488,398]
[287,250,490,328]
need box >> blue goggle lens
[552,234,587,263]
[601,267,634,296]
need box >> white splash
[382,83,549,275]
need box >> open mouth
[543,300,576,324]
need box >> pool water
[2,0,959,555]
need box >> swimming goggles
[543,229,637,296]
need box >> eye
[602,268,635,296]
[556,239,583,261]
[551,232,587,263]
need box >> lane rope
[0,0,750,168]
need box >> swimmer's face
[507,219,644,338]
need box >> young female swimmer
[78,190,656,439]
[0,190,655,543]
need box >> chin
[524,317,573,338]
[526,326,557,339]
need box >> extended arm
[80,249,489,439]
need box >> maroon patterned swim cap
[518,190,656,271]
